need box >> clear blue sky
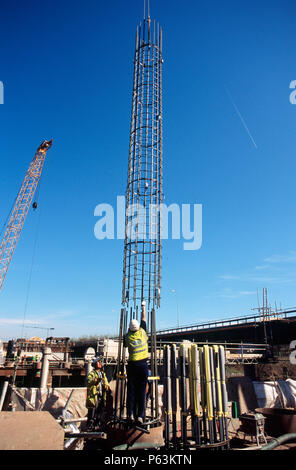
[0,0,296,341]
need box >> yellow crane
[0,140,53,292]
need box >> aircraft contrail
[225,87,258,149]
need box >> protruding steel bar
[219,345,229,448]
[179,344,188,447]
[171,344,178,448]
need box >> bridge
[156,307,296,346]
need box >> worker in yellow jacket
[124,300,148,425]
[86,357,109,429]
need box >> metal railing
[72,341,268,366]
[156,308,296,336]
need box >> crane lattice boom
[0,140,52,292]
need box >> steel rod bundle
[113,308,129,424]
[163,343,229,449]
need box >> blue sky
[0,0,296,341]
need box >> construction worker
[86,357,109,429]
[124,300,148,425]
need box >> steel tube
[40,347,51,389]
[0,380,9,411]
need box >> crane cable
[20,161,48,339]
[20,208,42,339]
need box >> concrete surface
[0,411,64,450]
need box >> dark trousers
[127,359,148,418]
[87,406,96,425]
[87,398,103,428]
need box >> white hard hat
[129,319,140,332]
[92,356,103,366]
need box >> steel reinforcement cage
[122,17,163,318]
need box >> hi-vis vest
[126,328,148,361]
[86,369,108,408]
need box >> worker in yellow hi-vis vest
[124,300,148,425]
[86,357,109,429]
